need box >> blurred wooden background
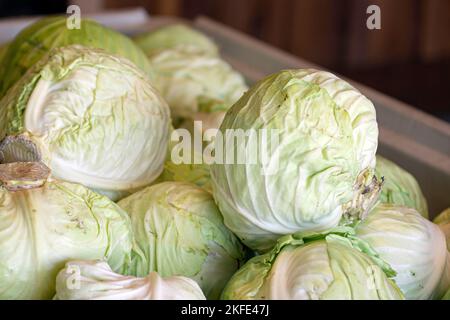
[102,0,450,120]
[2,0,449,120]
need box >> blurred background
[0,0,449,122]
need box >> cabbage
[211,69,380,252]
[434,208,450,249]
[0,162,133,299]
[355,204,447,299]
[375,155,428,218]
[134,24,218,56]
[434,208,450,298]
[0,42,9,64]
[436,254,450,299]
[117,181,245,299]
[137,24,247,132]
[155,132,212,193]
[221,229,403,300]
[157,156,212,193]
[0,45,170,201]
[0,16,151,96]
[444,288,450,300]
[147,48,247,126]
[54,260,206,300]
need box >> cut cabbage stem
[0,162,50,191]
[0,135,41,163]
[343,169,384,222]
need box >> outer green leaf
[355,203,447,299]
[0,41,9,64]
[0,16,151,96]
[443,288,450,300]
[375,155,428,218]
[434,208,450,250]
[134,24,218,56]
[154,132,213,193]
[156,157,212,193]
[434,208,450,299]
[118,181,245,299]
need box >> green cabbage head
[0,16,151,96]
[157,156,212,193]
[54,260,206,300]
[147,48,247,126]
[434,208,450,249]
[134,24,218,56]
[211,69,380,252]
[117,181,245,299]
[221,229,403,300]
[0,45,170,201]
[375,155,428,218]
[355,204,447,299]
[0,163,133,299]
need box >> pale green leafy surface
[157,158,212,193]
[0,181,133,299]
[375,155,428,218]
[136,24,247,131]
[434,208,450,250]
[0,45,170,200]
[443,288,450,300]
[148,48,248,123]
[435,208,450,225]
[135,24,219,56]
[221,229,403,300]
[117,181,245,299]
[211,69,379,252]
[355,204,447,299]
[0,16,151,96]
[155,132,213,193]
[436,253,450,299]
[54,260,206,300]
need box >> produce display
[0,17,448,301]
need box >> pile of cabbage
[0,17,448,300]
